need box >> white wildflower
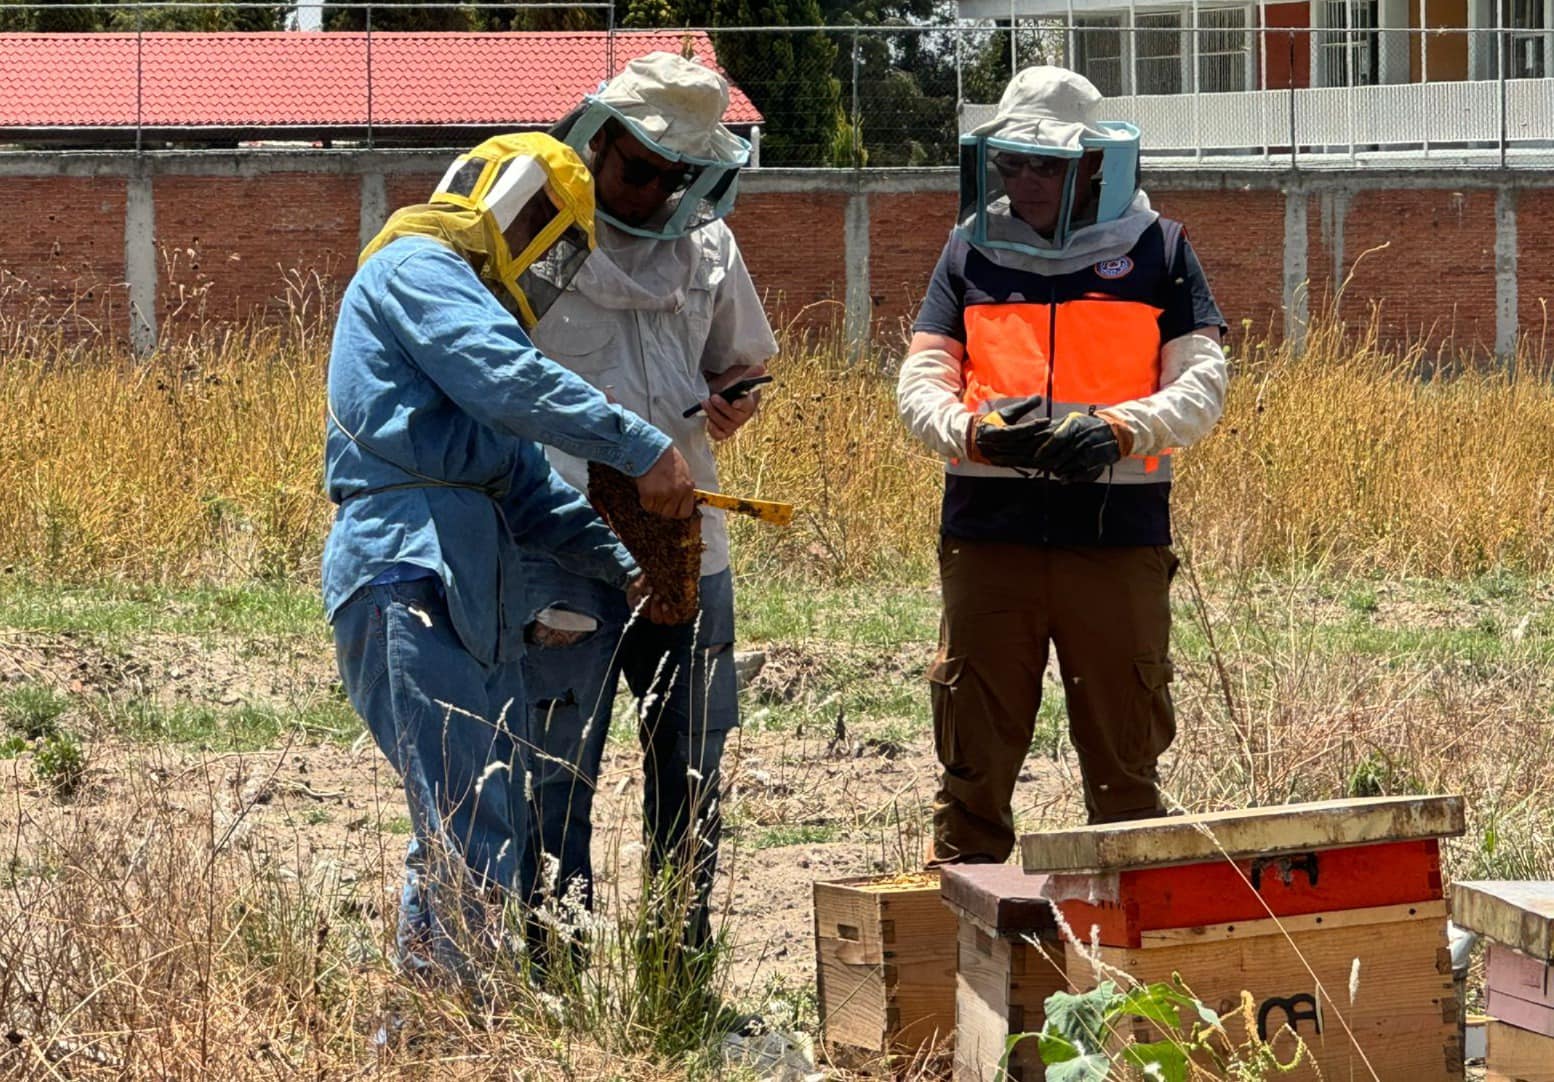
[1348,957,1361,1005]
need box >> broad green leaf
[1115,984,1193,1030]
[1041,982,1122,1054]
[1123,1039,1192,1082]
[1044,1052,1113,1082]
[1033,1028,1074,1061]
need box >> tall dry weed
[1176,311,1554,577]
[0,329,329,582]
[0,749,704,1080]
[3,291,1554,584]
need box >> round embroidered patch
[1095,256,1135,280]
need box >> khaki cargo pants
[928,538,1179,864]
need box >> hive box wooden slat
[814,873,957,1056]
[1020,794,1464,875]
[1050,838,1446,947]
[942,865,1068,1082]
[1023,796,1466,1082]
[1065,902,1460,1081]
[1485,1019,1554,1082]
[1454,882,1554,963]
[1486,944,1554,1037]
[1452,880,1554,1079]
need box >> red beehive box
[1021,795,1466,1082]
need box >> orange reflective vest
[958,236,1182,482]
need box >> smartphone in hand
[683,374,775,419]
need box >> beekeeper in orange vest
[898,66,1229,862]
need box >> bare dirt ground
[0,626,1080,999]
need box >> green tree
[24,0,103,31]
[696,0,849,166]
[474,4,608,30]
[2,0,285,30]
[322,0,474,32]
[110,0,287,30]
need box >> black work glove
[1030,411,1124,483]
[969,395,1051,469]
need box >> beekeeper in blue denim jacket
[322,132,695,979]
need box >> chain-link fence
[2,6,1553,168]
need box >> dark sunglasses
[991,152,1072,180]
[611,142,696,193]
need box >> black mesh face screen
[441,158,488,199]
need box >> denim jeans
[332,576,530,976]
[519,559,737,949]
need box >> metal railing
[2,9,1554,168]
[984,25,1554,169]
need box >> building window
[1505,0,1547,77]
[1319,0,1380,85]
[1198,7,1251,91]
[1075,16,1125,96]
[1136,12,1184,94]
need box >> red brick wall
[1325,189,1497,353]
[154,173,359,328]
[385,172,444,212]
[726,190,848,331]
[0,178,129,344]
[0,167,1530,360]
[1516,190,1554,349]
[868,190,958,347]
[1151,189,1286,341]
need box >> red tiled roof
[0,31,762,129]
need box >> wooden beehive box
[814,871,957,1057]
[1484,1019,1554,1082]
[941,864,1068,1082]
[1022,795,1467,1082]
[1452,880,1554,1081]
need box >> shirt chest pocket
[681,283,715,356]
[533,296,621,384]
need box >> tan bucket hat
[971,65,1130,151]
[595,51,748,165]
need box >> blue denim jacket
[322,237,670,666]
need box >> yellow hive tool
[693,490,794,527]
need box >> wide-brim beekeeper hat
[969,64,1129,150]
[359,132,596,328]
[960,66,1142,253]
[559,51,751,238]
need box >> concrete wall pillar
[359,170,388,254]
[1496,185,1519,360]
[1283,186,1309,352]
[843,191,871,356]
[1319,188,1351,293]
[125,168,157,356]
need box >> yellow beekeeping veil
[360,133,597,329]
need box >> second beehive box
[1453,880,1554,1082]
[814,871,958,1057]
